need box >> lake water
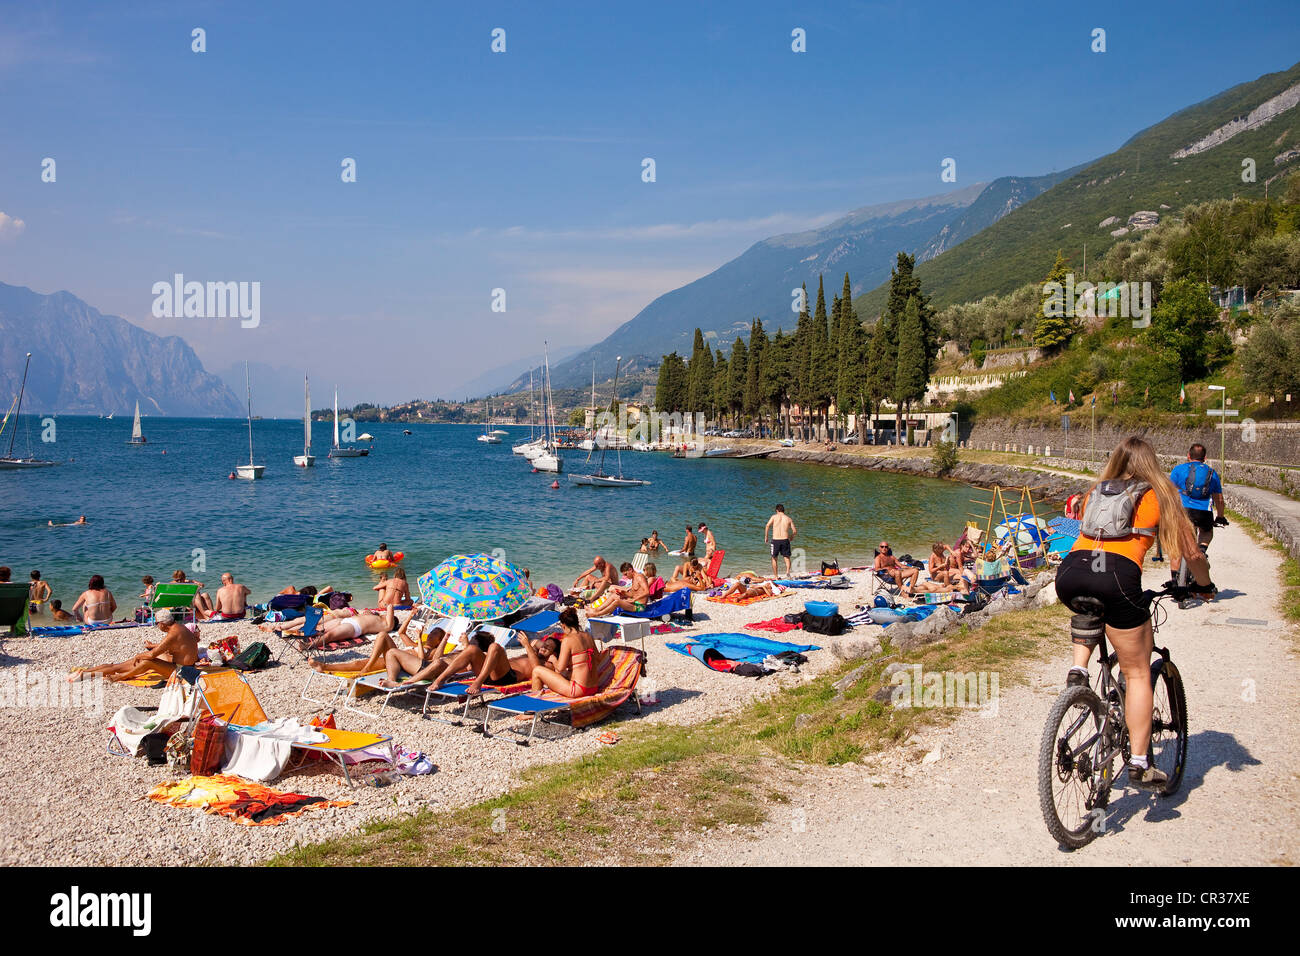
[1,417,980,612]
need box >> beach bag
[165,731,192,774]
[229,641,272,672]
[142,719,188,765]
[820,560,840,577]
[190,715,226,775]
[269,593,308,611]
[1080,479,1152,540]
[326,591,353,610]
[1182,462,1214,501]
[800,610,847,636]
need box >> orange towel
[148,774,354,826]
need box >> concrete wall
[966,419,1300,468]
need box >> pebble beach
[0,574,882,866]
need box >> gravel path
[677,522,1300,865]
[0,573,871,865]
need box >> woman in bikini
[71,575,116,624]
[525,607,602,698]
[427,632,562,695]
[662,558,709,593]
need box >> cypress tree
[865,310,896,439]
[1034,251,1077,353]
[886,252,938,381]
[745,318,767,432]
[894,296,928,444]
[810,276,831,439]
[729,336,748,427]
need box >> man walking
[1169,443,1226,553]
[764,504,797,577]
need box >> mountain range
[516,170,1076,392]
[0,282,242,417]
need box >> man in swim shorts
[70,608,199,683]
[570,556,617,603]
[209,572,251,621]
[764,504,797,576]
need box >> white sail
[131,401,143,441]
[333,388,340,447]
[304,376,312,454]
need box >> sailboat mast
[304,375,312,454]
[8,352,32,457]
[245,363,255,465]
[333,388,340,448]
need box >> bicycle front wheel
[1149,658,1189,795]
[1038,684,1111,850]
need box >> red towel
[745,616,803,633]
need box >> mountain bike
[1037,581,1190,850]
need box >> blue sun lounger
[621,587,693,622]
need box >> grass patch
[1227,510,1300,632]
[267,600,1072,867]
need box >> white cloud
[468,210,845,244]
[0,211,26,238]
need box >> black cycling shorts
[1185,507,1214,533]
[770,539,792,559]
[1054,549,1152,630]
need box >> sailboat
[126,400,147,445]
[477,398,502,443]
[0,353,58,469]
[293,375,315,467]
[532,344,563,473]
[569,356,650,487]
[235,363,265,480]
[513,371,545,458]
[328,388,369,458]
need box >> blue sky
[2,0,1298,407]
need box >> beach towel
[649,622,686,635]
[622,588,691,619]
[119,666,170,688]
[529,646,644,728]
[773,576,849,589]
[666,633,819,671]
[745,616,804,633]
[707,586,785,607]
[147,774,354,826]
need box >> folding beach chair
[481,646,645,745]
[704,549,726,585]
[272,605,326,661]
[631,552,648,574]
[195,668,395,787]
[0,582,30,636]
[145,583,201,624]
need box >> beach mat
[148,774,354,826]
[666,633,819,670]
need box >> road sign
[1206,409,1240,417]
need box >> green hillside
[855,60,1300,318]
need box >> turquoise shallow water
[1,417,980,612]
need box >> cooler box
[804,600,839,618]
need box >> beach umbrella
[994,514,1049,551]
[416,552,533,621]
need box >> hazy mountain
[0,281,242,416]
[454,343,584,399]
[522,174,1068,390]
[854,59,1300,315]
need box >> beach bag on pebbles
[190,715,227,776]
[800,610,847,636]
[326,591,353,610]
[229,641,272,672]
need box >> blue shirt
[1169,461,1221,511]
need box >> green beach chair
[146,582,201,623]
[0,582,31,636]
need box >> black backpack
[800,611,847,636]
[229,641,272,671]
[820,560,840,576]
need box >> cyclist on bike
[1055,436,1214,791]
[1169,443,1226,553]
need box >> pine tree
[810,276,831,439]
[894,296,928,444]
[1034,251,1077,352]
[886,252,938,381]
[764,329,793,438]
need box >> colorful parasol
[416,552,532,621]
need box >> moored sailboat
[235,363,265,480]
[126,400,147,445]
[293,375,315,467]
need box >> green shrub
[932,439,959,475]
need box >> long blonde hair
[1095,436,1197,564]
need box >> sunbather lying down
[718,575,786,601]
[904,577,970,599]
[427,632,561,695]
[69,609,198,682]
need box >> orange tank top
[1070,488,1160,566]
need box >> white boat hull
[328,447,369,458]
[568,474,650,487]
[293,455,316,467]
[0,457,57,469]
[477,435,501,444]
[236,464,265,480]
[532,453,563,473]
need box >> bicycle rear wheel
[1038,684,1111,850]
[1148,657,1189,795]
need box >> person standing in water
[764,504,797,577]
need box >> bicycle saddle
[1066,596,1106,617]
